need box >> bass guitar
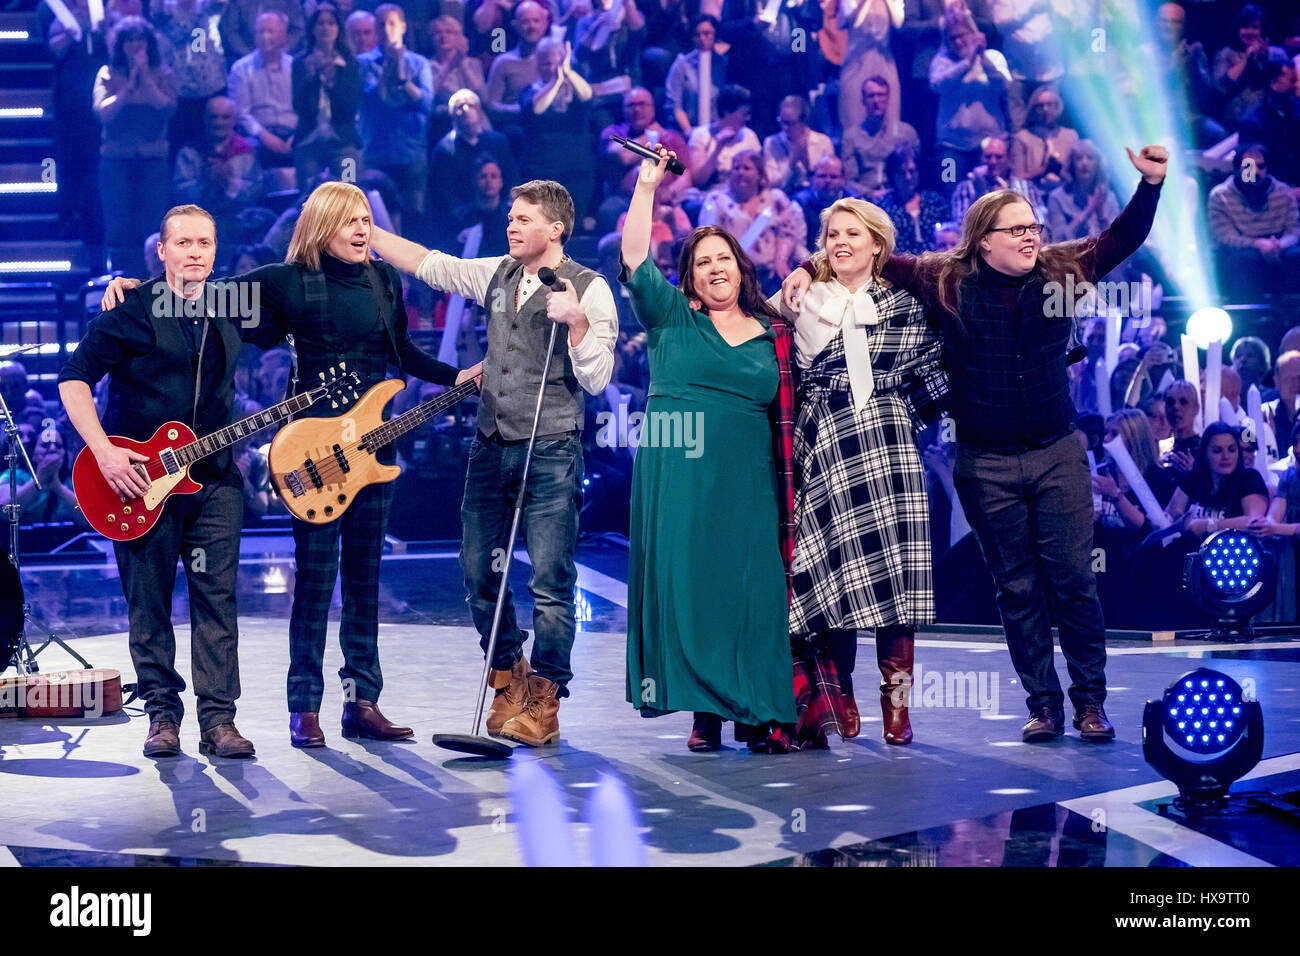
[73,371,361,541]
[269,377,478,523]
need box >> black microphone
[1066,346,1088,365]
[610,135,686,175]
[538,266,567,292]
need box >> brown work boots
[499,674,561,747]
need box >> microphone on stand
[609,135,686,175]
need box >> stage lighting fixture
[1143,668,1263,811]
[1186,307,1232,350]
[1182,531,1275,640]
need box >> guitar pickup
[159,449,180,475]
[332,444,350,474]
[284,470,305,497]
[303,458,323,489]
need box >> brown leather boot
[290,712,325,748]
[143,719,181,758]
[341,700,414,741]
[499,676,561,746]
[486,656,532,736]
[687,713,723,751]
[199,722,255,758]
[877,627,914,745]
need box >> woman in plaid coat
[776,198,948,745]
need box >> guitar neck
[362,379,479,451]
[175,389,326,466]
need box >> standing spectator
[429,89,518,220]
[1152,2,1221,146]
[446,156,511,257]
[664,14,725,135]
[598,85,690,225]
[172,95,263,236]
[763,95,834,194]
[929,8,1010,190]
[1239,60,1300,188]
[94,16,176,276]
[1164,379,1202,477]
[950,134,1041,223]
[345,9,378,56]
[877,146,948,255]
[686,83,759,191]
[989,0,1066,130]
[572,0,646,92]
[1011,84,1077,191]
[1142,391,1173,447]
[840,74,919,198]
[151,0,227,158]
[703,149,806,295]
[1263,351,1300,456]
[792,155,860,249]
[218,0,304,61]
[1213,3,1286,131]
[359,4,434,233]
[520,37,595,221]
[46,0,109,243]
[227,11,297,181]
[483,0,551,121]
[427,15,486,140]
[838,0,904,137]
[1207,143,1300,298]
[293,3,362,187]
[1046,140,1121,242]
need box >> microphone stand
[1,390,91,674]
[434,272,568,758]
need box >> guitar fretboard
[175,392,320,466]
[361,379,479,451]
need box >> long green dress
[622,257,796,726]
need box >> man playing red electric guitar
[58,204,254,760]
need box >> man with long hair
[370,179,617,747]
[787,144,1168,743]
[62,205,253,759]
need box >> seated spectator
[219,0,303,62]
[701,148,806,295]
[359,4,434,232]
[877,146,948,255]
[93,15,176,276]
[1046,140,1121,242]
[427,15,486,139]
[950,134,1041,223]
[929,8,1010,189]
[687,83,760,191]
[173,95,263,235]
[1239,60,1300,191]
[598,85,690,226]
[1095,408,1179,535]
[1011,84,1077,192]
[345,9,378,56]
[483,1,550,122]
[1258,421,1300,621]
[840,74,918,199]
[792,155,860,252]
[763,95,833,195]
[446,155,511,256]
[228,10,297,181]
[429,89,518,219]
[1207,143,1300,298]
[1213,3,1287,131]
[0,425,88,526]
[520,37,595,221]
[152,0,227,157]
[292,4,362,187]
[1164,379,1202,477]
[664,14,724,136]
[1263,350,1300,456]
[1231,335,1272,399]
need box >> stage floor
[3,542,1300,867]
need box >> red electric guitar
[72,371,360,541]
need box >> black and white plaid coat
[787,278,949,636]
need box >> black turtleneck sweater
[884,179,1163,452]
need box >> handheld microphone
[538,266,567,292]
[1066,345,1087,365]
[611,135,685,175]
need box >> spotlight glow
[1186,307,1232,349]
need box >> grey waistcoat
[478,256,600,440]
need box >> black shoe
[1021,706,1065,743]
[1073,701,1115,742]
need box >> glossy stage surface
[3,535,1300,867]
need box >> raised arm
[369,224,432,275]
[621,146,674,273]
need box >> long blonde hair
[1106,408,1160,478]
[287,182,372,271]
[811,197,894,286]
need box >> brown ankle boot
[500,676,561,747]
[877,627,915,745]
[486,656,533,736]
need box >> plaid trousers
[287,481,394,712]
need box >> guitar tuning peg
[340,361,347,370]
[332,400,339,408]
[319,371,326,380]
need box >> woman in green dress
[621,147,797,752]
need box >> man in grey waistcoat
[371,180,617,746]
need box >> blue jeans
[460,430,583,695]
